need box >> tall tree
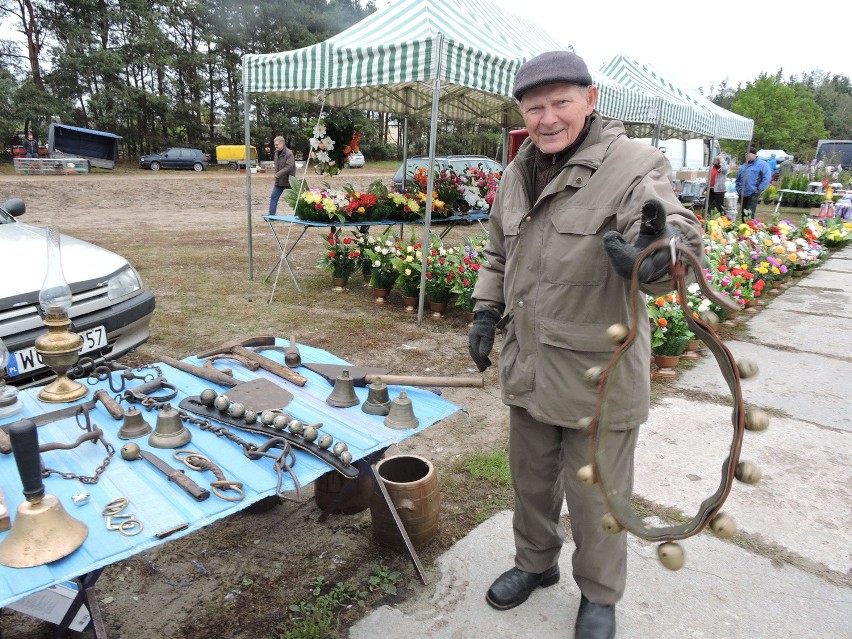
[730,76,828,160]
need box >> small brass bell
[384,391,419,429]
[118,407,152,440]
[148,403,191,449]
[362,378,392,416]
[326,369,359,408]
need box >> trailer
[47,123,122,170]
[215,145,258,170]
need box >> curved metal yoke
[590,238,745,542]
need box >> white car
[0,199,155,388]
[347,151,365,168]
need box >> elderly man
[269,135,296,215]
[468,51,704,639]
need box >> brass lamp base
[37,375,88,403]
[34,312,88,403]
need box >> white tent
[599,54,754,142]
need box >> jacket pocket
[538,317,618,354]
[543,207,616,285]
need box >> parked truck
[215,145,258,171]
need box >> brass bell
[148,403,191,449]
[362,377,392,416]
[118,407,152,440]
[384,391,419,430]
[0,419,88,568]
[326,369,359,408]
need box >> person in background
[735,146,771,221]
[268,135,295,215]
[709,152,729,216]
[766,153,778,180]
[23,133,38,158]
[467,50,704,639]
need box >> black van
[816,140,852,167]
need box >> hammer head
[196,336,277,359]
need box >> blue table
[0,338,461,634]
[262,212,489,295]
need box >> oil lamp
[34,226,87,403]
[0,336,21,417]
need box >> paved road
[351,246,852,639]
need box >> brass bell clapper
[34,225,87,403]
[0,419,88,568]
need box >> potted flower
[647,293,693,369]
[316,229,360,290]
[423,234,457,316]
[364,229,400,303]
[450,232,489,319]
[392,230,423,313]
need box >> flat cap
[513,51,593,101]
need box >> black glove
[603,198,678,282]
[468,307,501,372]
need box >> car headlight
[108,266,142,300]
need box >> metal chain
[125,391,301,501]
[41,423,116,485]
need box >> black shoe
[574,594,616,639]
[485,565,560,610]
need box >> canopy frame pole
[244,76,254,279]
[416,33,445,325]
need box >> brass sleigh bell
[148,403,191,449]
[361,378,392,416]
[384,391,419,430]
[326,369,359,408]
[118,407,152,440]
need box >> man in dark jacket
[269,136,296,215]
[468,51,703,639]
[23,133,38,158]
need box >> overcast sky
[378,0,850,95]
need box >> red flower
[658,318,668,327]
[342,237,352,245]
[718,264,728,272]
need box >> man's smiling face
[519,83,597,155]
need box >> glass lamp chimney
[38,226,72,316]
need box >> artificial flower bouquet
[307,113,360,176]
[316,229,361,279]
[364,229,401,290]
[392,230,424,297]
[424,233,457,303]
[646,293,693,357]
[450,232,489,312]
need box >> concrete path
[351,246,852,639]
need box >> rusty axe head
[196,336,277,360]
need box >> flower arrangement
[424,233,457,303]
[450,233,489,312]
[316,229,361,279]
[392,230,424,297]
[646,293,693,357]
[364,229,400,290]
[407,165,501,217]
[307,113,360,176]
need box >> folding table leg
[53,568,107,639]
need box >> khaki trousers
[508,406,639,605]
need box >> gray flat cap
[512,51,593,100]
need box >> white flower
[373,260,381,268]
[313,123,327,138]
[381,248,389,255]
[316,151,330,163]
[309,137,320,149]
[321,136,335,150]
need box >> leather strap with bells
[589,237,745,543]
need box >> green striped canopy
[599,54,753,141]
[242,0,660,128]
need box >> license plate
[6,326,108,376]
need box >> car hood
[1,221,129,301]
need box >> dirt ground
[0,166,520,638]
